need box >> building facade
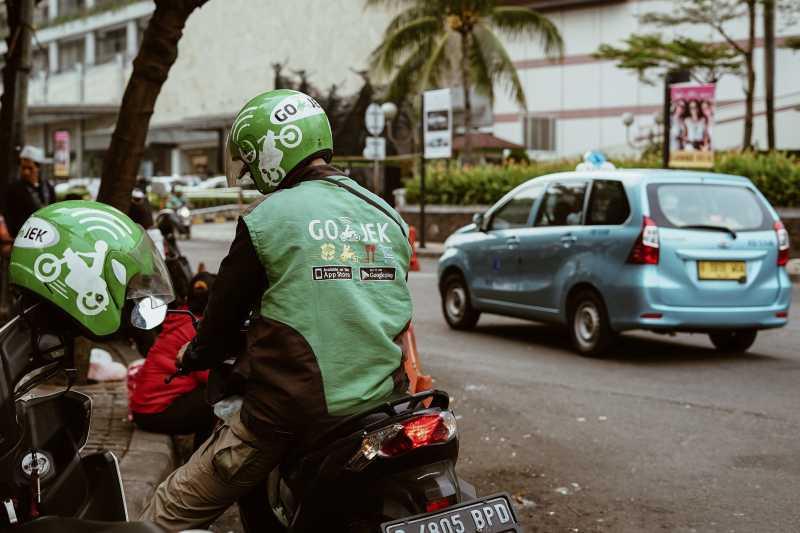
[493,0,800,157]
[1,0,393,178]
[1,0,799,179]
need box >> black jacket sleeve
[182,218,268,370]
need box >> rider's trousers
[139,409,294,531]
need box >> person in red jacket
[130,271,217,449]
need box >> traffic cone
[402,324,433,394]
[408,225,420,272]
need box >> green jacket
[186,165,412,434]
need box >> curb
[415,245,445,259]
[119,428,176,520]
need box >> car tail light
[628,216,660,265]
[774,221,790,267]
[346,411,457,471]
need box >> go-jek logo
[14,217,60,249]
[308,218,392,244]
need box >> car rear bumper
[628,302,790,331]
[608,280,792,332]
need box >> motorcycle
[2,298,521,533]
[155,205,191,241]
[0,302,160,532]
[152,216,193,309]
[198,324,523,533]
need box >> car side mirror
[472,213,485,231]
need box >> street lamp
[380,101,414,150]
[622,112,662,150]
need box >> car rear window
[647,183,772,231]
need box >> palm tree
[367,0,562,162]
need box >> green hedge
[404,151,800,207]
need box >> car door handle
[560,234,577,246]
[506,236,520,248]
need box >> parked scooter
[154,214,193,309]
[0,303,160,532]
[179,324,524,533]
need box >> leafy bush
[715,151,800,207]
[404,151,799,206]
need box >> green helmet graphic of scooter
[225,89,333,194]
[10,200,175,336]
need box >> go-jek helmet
[9,200,175,336]
[225,89,333,194]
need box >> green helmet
[9,200,175,337]
[225,89,333,194]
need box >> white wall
[150,0,394,125]
[493,0,800,157]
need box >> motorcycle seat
[14,517,163,533]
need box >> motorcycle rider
[140,89,413,530]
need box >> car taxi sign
[576,151,616,171]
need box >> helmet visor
[225,132,256,188]
[126,231,175,302]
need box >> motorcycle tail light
[380,412,456,457]
[346,411,457,471]
[426,496,456,513]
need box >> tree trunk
[97,0,208,211]
[0,0,34,217]
[460,32,473,164]
[764,0,775,150]
[742,0,756,150]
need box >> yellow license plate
[697,261,746,281]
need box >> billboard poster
[668,83,715,169]
[423,89,452,160]
[54,130,71,178]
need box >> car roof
[526,168,751,187]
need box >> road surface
[183,223,799,532]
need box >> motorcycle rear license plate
[381,493,521,533]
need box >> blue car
[438,168,792,356]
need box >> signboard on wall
[53,130,71,177]
[668,83,715,169]
[423,89,452,160]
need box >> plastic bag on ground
[88,348,127,382]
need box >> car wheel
[709,330,757,353]
[441,274,480,330]
[569,290,615,357]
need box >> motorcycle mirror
[131,296,168,330]
[166,308,200,331]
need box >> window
[523,116,556,151]
[489,184,545,231]
[96,26,127,64]
[32,49,49,73]
[648,184,771,232]
[535,181,588,227]
[58,0,85,18]
[33,4,49,26]
[586,180,630,225]
[58,38,84,71]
